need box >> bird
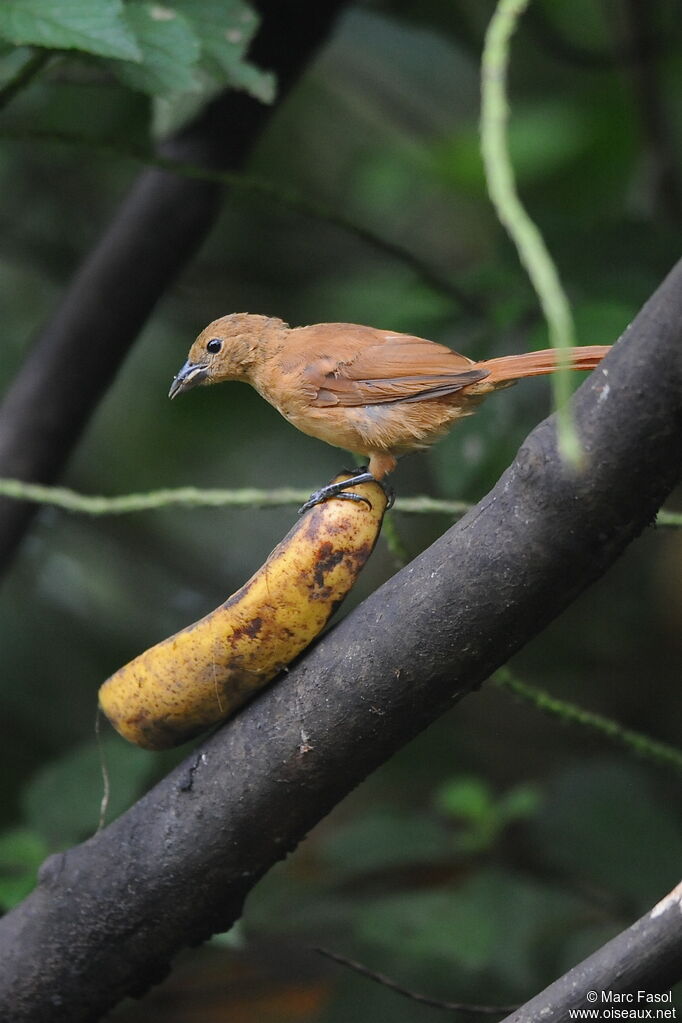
[169,313,610,510]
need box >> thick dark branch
[0,0,349,574]
[1,260,681,1021]
[503,881,682,1022]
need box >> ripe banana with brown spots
[98,474,387,750]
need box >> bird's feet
[298,469,395,515]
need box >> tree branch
[526,5,675,70]
[502,881,682,1022]
[313,945,518,1014]
[624,0,682,225]
[0,127,482,312]
[0,0,349,574]
[0,258,681,1020]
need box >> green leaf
[497,784,543,824]
[113,3,201,97]
[22,736,156,847]
[320,809,454,878]
[148,0,274,135]
[0,828,49,909]
[141,0,274,134]
[0,0,141,61]
[173,0,274,102]
[151,69,221,136]
[433,778,543,854]
[433,777,494,821]
[357,887,497,973]
[355,868,585,989]
[531,761,682,907]
[225,58,275,104]
[434,778,499,851]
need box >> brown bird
[169,313,609,509]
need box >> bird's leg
[298,470,394,515]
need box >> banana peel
[99,474,387,749]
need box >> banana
[98,474,387,750]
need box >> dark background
[0,1,680,1019]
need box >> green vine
[494,667,682,776]
[481,0,581,464]
[0,476,679,526]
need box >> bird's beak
[168,360,208,399]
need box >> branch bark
[0,0,349,574]
[1,259,681,1020]
[503,881,682,1022]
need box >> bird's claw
[298,475,374,514]
[299,490,373,514]
[298,471,394,515]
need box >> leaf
[112,3,201,97]
[0,828,49,909]
[433,777,494,821]
[22,736,156,847]
[0,0,141,61]
[497,784,543,824]
[433,778,542,853]
[151,71,221,137]
[226,59,275,105]
[355,868,585,989]
[357,887,497,973]
[320,809,454,878]
[531,761,682,907]
[148,0,274,135]
[173,0,274,102]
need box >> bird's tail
[478,346,610,385]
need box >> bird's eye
[207,338,222,354]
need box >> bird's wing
[297,326,490,407]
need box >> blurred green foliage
[0,0,681,1018]
[433,775,542,853]
[0,0,273,121]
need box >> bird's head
[169,312,287,398]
